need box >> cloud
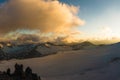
[0,0,84,35]
[16,34,40,42]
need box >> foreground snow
[0,43,120,80]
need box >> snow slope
[0,43,120,80]
[36,44,72,55]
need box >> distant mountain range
[0,41,106,60]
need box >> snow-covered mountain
[0,44,41,59]
[0,42,97,60]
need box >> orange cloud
[0,0,84,35]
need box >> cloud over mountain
[0,0,84,35]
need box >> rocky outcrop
[0,63,41,80]
[110,57,120,63]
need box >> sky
[59,0,120,43]
[0,0,120,44]
[0,0,7,3]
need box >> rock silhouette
[0,63,41,80]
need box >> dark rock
[110,57,120,63]
[0,63,41,80]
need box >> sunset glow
[0,0,120,44]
